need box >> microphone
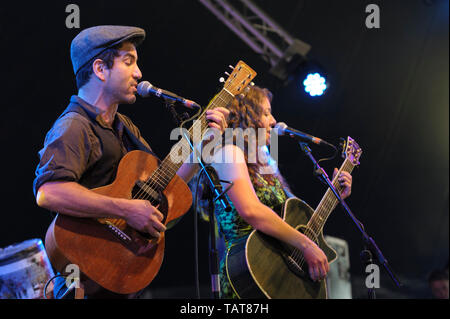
[137,81,201,109]
[274,122,334,147]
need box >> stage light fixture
[268,40,328,98]
[303,72,327,97]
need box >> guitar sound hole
[132,182,161,205]
[278,243,308,280]
[276,225,320,282]
[130,183,169,239]
[288,225,320,282]
[260,233,309,280]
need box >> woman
[198,86,352,299]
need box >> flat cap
[70,25,146,76]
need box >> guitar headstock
[341,136,362,166]
[222,60,257,97]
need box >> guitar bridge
[285,255,305,277]
[105,222,132,243]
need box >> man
[428,268,449,299]
[33,25,229,298]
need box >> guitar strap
[58,96,159,189]
[116,113,157,157]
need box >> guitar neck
[143,89,235,191]
[307,159,355,233]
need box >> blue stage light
[303,73,327,96]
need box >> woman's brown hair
[191,86,290,220]
[225,86,290,189]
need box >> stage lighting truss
[198,0,311,77]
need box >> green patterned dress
[214,171,287,299]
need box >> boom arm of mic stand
[164,98,184,126]
[181,121,233,212]
[298,142,402,289]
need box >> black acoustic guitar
[226,137,362,298]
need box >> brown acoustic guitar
[45,61,257,294]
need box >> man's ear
[92,59,107,82]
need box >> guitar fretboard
[306,159,355,236]
[138,89,235,194]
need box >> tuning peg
[229,65,234,70]
[224,72,231,76]
[250,82,255,86]
[219,77,225,83]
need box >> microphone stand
[298,142,402,299]
[164,98,189,126]
[200,164,233,299]
[178,114,234,299]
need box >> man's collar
[70,95,115,129]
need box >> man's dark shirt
[33,95,154,196]
[33,96,157,299]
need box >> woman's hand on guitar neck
[301,239,330,282]
[333,168,352,199]
[123,199,166,238]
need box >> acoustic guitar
[226,137,362,298]
[45,61,257,294]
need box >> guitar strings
[134,84,242,201]
[131,89,232,204]
[293,162,351,267]
[288,161,349,264]
[135,90,231,200]
[104,92,219,227]
[132,109,209,201]
[105,113,213,227]
[132,100,211,198]
[138,104,210,191]
[290,160,354,270]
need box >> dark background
[0,0,448,299]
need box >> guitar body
[226,197,337,299]
[45,150,192,294]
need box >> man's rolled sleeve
[33,114,94,197]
